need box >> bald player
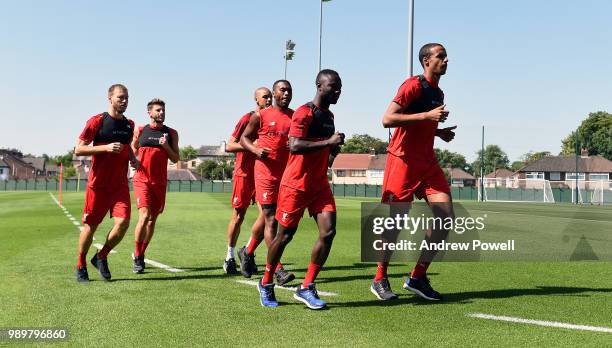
[222,87,271,275]
[239,80,295,286]
[75,83,138,282]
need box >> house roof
[167,169,200,181]
[368,154,387,170]
[485,168,514,178]
[519,155,612,173]
[22,157,46,171]
[450,168,475,180]
[45,164,59,172]
[331,154,373,170]
[0,159,10,167]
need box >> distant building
[449,168,476,187]
[194,142,231,168]
[0,158,10,180]
[0,150,37,179]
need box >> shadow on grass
[331,286,612,308]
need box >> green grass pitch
[1,191,611,346]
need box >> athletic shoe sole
[403,283,441,301]
[293,293,325,310]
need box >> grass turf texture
[1,191,611,346]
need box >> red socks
[262,263,276,285]
[134,241,150,257]
[374,262,388,282]
[77,252,87,269]
[261,263,286,285]
[410,262,430,279]
[98,244,112,260]
[302,263,322,288]
[246,237,261,255]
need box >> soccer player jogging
[370,43,457,301]
[74,84,139,282]
[239,80,295,285]
[222,87,271,275]
[256,70,345,309]
[130,98,179,274]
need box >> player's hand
[159,133,169,148]
[257,147,271,159]
[328,132,345,146]
[424,104,449,123]
[437,125,457,142]
[106,142,123,153]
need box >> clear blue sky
[2,0,611,162]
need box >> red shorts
[133,181,167,217]
[254,159,285,205]
[381,154,451,203]
[231,175,255,209]
[276,185,336,228]
[82,185,131,226]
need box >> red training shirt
[79,113,134,189]
[387,75,444,161]
[256,106,293,163]
[132,124,176,185]
[231,112,257,178]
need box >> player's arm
[288,132,345,154]
[225,136,245,153]
[239,112,269,158]
[161,129,180,163]
[74,139,122,156]
[130,126,141,156]
[382,102,448,128]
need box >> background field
[1,192,611,346]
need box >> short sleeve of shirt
[231,113,251,139]
[289,105,313,138]
[392,77,422,108]
[79,115,104,143]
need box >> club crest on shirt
[269,121,276,126]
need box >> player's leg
[404,164,453,300]
[76,186,107,282]
[372,154,414,299]
[224,206,246,274]
[76,223,98,282]
[91,187,131,281]
[133,206,151,273]
[238,203,264,275]
[257,223,297,307]
[293,211,335,310]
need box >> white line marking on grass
[143,258,184,273]
[468,313,612,333]
[236,279,339,297]
[72,221,80,226]
[93,243,117,254]
[470,209,612,224]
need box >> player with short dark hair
[239,81,295,286]
[256,69,345,309]
[74,84,139,282]
[371,43,457,301]
[222,87,271,275]
[130,98,179,273]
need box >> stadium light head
[286,40,296,51]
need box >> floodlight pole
[575,131,579,204]
[480,126,485,201]
[318,0,323,72]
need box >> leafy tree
[511,161,525,171]
[560,111,612,159]
[49,149,74,167]
[195,160,218,180]
[521,151,551,164]
[180,145,198,161]
[471,145,510,177]
[341,134,388,154]
[434,148,468,170]
[63,166,77,178]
